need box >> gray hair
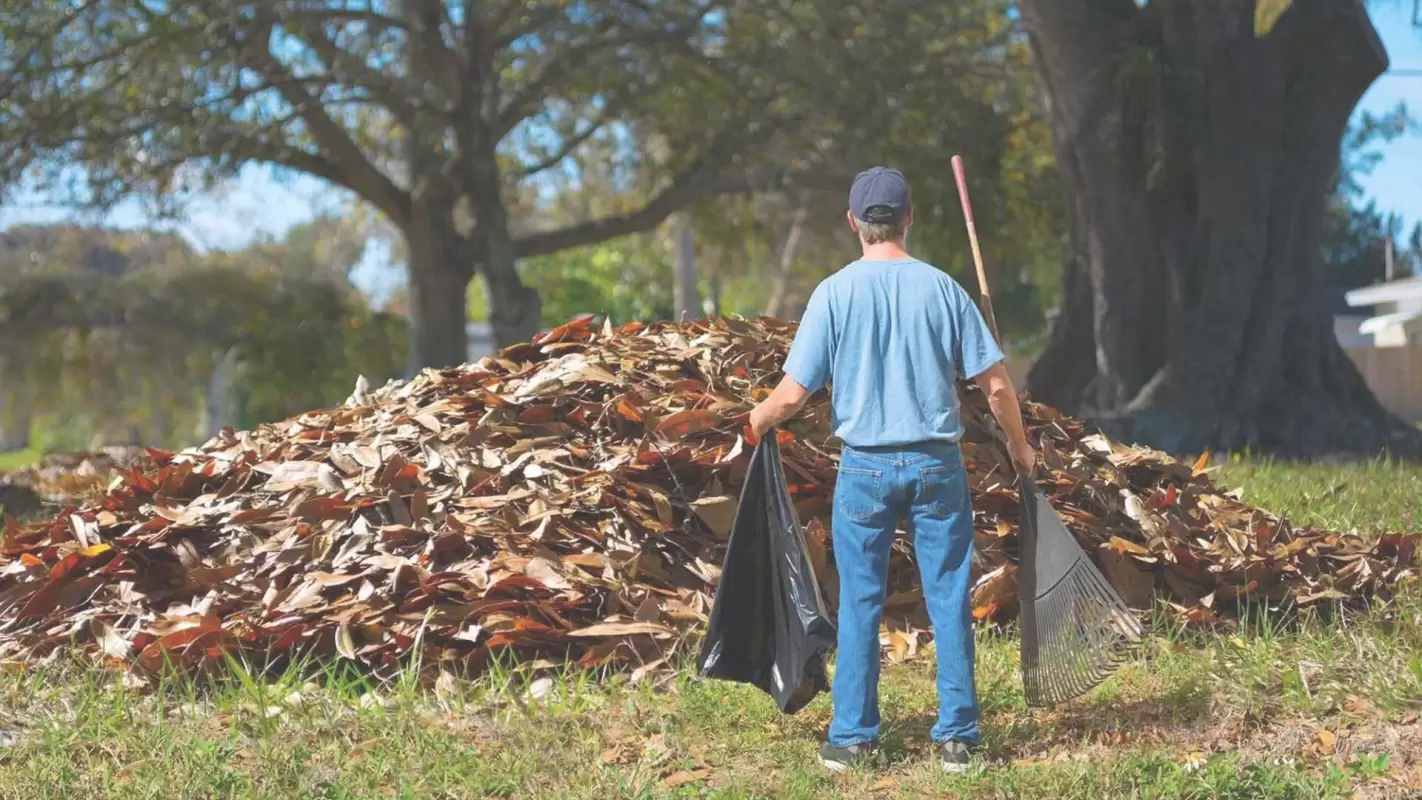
[853,216,907,245]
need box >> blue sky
[1354,2,1422,232]
[2,2,1421,299]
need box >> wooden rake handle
[951,154,1000,345]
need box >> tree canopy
[1,0,1042,365]
[0,221,406,451]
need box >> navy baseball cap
[849,167,911,224]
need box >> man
[748,167,1036,773]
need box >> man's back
[782,258,1002,449]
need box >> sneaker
[939,738,978,773]
[818,740,877,772]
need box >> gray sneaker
[818,740,877,772]
[940,738,978,773]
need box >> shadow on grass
[870,675,1214,764]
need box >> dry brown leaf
[662,769,710,788]
[689,496,736,539]
[567,621,673,638]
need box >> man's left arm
[750,285,832,438]
[749,376,814,438]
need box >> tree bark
[674,215,699,320]
[1021,0,1419,457]
[406,201,477,368]
[467,153,542,348]
[764,204,808,319]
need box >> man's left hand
[747,376,813,441]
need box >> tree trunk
[706,271,722,317]
[765,204,809,319]
[474,196,542,348]
[0,353,31,452]
[674,215,699,320]
[202,349,237,441]
[406,202,476,368]
[1021,0,1418,458]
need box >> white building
[1344,277,1422,347]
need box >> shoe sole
[942,761,970,774]
[819,757,850,773]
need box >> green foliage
[520,236,676,327]
[681,2,1063,343]
[468,235,675,328]
[2,0,1066,360]
[0,222,406,449]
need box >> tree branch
[283,19,422,127]
[248,36,412,226]
[493,9,713,139]
[517,95,632,176]
[512,126,760,258]
[407,0,462,103]
[228,139,354,194]
[490,2,563,50]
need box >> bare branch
[512,126,756,258]
[517,95,632,177]
[284,18,422,126]
[247,34,412,226]
[493,12,712,139]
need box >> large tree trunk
[1021,0,1419,458]
[406,202,476,368]
[471,186,542,348]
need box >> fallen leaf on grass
[662,769,710,788]
[1318,729,1338,751]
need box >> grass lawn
[0,459,1419,798]
[0,446,42,473]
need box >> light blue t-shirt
[782,258,1004,448]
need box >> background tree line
[2,0,1420,458]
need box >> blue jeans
[827,442,979,747]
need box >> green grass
[1214,455,1422,533]
[0,445,42,472]
[0,459,1417,797]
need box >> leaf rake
[1016,475,1144,705]
[952,154,1145,706]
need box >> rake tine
[1018,476,1144,706]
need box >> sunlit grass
[1213,455,1422,533]
[0,445,42,472]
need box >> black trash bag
[696,432,837,714]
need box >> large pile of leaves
[0,317,1415,681]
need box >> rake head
[1018,474,1144,706]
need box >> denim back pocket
[918,462,966,520]
[835,466,883,525]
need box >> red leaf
[137,625,223,672]
[517,405,556,424]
